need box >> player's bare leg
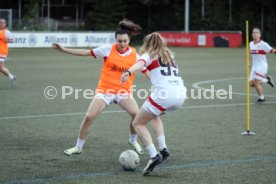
[132,108,162,175]
[253,79,265,103]
[119,95,144,154]
[150,117,170,160]
[0,62,16,85]
[64,98,107,155]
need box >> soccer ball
[119,150,140,171]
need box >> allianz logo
[13,37,27,43]
[44,36,68,44]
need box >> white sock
[76,138,85,150]
[157,135,167,151]
[146,143,158,158]
[259,95,264,100]
[262,78,268,83]
[129,134,138,143]
[8,74,14,80]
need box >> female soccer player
[249,27,276,103]
[0,18,16,85]
[52,19,148,155]
[121,32,186,175]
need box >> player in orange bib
[52,19,160,156]
[0,18,16,86]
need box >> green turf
[0,47,276,184]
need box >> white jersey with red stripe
[139,53,186,116]
[139,53,184,89]
[250,40,272,68]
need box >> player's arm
[142,70,150,80]
[6,38,13,43]
[52,43,90,56]
[121,60,145,83]
[128,60,145,73]
[141,67,150,80]
[264,42,276,54]
[270,48,276,54]
[5,31,13,43]
[136,54,150,80]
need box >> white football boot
[128,140,144,155]
[64,147,82,156]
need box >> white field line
[1,102,276,120]
[192,77,276,97]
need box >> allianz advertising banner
[9,32,115,48]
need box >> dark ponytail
[115,19,141,39]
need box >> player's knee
[132,121,139,129]
[129,110,138,118]
[84,114,96,123]
[253,79,260,86]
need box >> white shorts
[0,57,6,62]
[142,86,187,116]
[249,65,267,81]
[95,93,129,106]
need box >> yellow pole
[245,20,250,131]
[242,20,255,135]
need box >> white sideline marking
[1,102,276,120]
[192,77,276,97]
[0,110,123,120]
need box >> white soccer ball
[119,150,140,171]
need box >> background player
[0,18,16,86]
[249,27,276,103]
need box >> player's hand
[121,72,130,83]
[52,43,64,52]
[6,38,13,43]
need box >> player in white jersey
[249,27,276,103]
[121,32,186,175]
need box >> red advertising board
[159,32,242,48]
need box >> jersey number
[158,59,179,76]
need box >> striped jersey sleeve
[90,44,112,58]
